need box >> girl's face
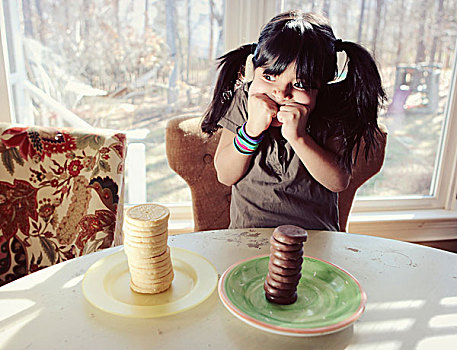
[248,62,319,112]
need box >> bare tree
[209,0,223,61]
[311,0,319,12]
[64,0,70,34]
[34,0,45,43]
[186,0,191,82]
[415,0,429,63]
[323,0,331,17]
[429,0,444,64]
[22,0,34,37]
[372,0,385,57]
[209,0,214,62]
[357,0,366,42]
[82,0,90,39]
[395,0,407,66]
[166,0,179,104]
[113,0,120,35]
[144,0,149,36]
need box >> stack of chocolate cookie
[264,225,308,305]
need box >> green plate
[218,255,366,336]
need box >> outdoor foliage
[10,0,457,200]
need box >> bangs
[254,17,336,89]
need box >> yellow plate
[82,247,218,318]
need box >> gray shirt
[218,85,339,231]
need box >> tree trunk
[186,0,192,82]
[206,0,224,86]
[395,0,406,66]
[166,0,179,104]
[429,0,444,64]
[82,0,90,38]
[323,0,331,17]
[311,0,318,11]
[144,0,149,36]
[64,0,69,34]
[213,0,224,58]
[22,0,34,37]
[34,0,45,43]
[113,0,120,37]
[415,0,429,63]
[209,0,215,62]
[357,0,366,43]
[372,0,384,58]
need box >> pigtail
[201,44,256,135]
[320,40,386,171]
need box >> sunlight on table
[356,318,416,334]
[366,299,426,311]
[416,334,457,349]
[428,313,457,329]
[0,298,35,321]
[1,308,41,350]
[440,296,457,306]
[62,275,84,289]
[346,340,402,350]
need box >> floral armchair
[0,123,126,286]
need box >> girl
[201,11,386,231]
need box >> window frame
[0,0,13,123]
[1,0,456,239]
[226,0,457,210]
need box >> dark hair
[201,11,386,172]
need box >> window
[279,0,457,210]
[1,0,457,238]
[1,0,225,205]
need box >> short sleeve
[218,86,248,134]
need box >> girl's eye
[263,74,276,82]
[294,82,310,90]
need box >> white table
[1,229,456,350]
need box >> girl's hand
[276,103,310,142]
[246,93,279,137]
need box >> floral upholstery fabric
[0,123,126,286]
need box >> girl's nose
[272,84,292,102]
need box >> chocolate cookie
[265,291,298,305]
[265,273,299,290]
[272,225,308,245]
[268,270,302,284]
[269,255,303,269]
[263,280,296,298]
[268,261,301,276]
[269,236,303,252]
[270,246,304,260]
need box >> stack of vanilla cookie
[123,203,174,294]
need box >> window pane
[2,0,16,73]
[13,0,225,204]
[281,0,457,197]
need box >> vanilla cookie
[123,240,167,258]
[130,279,172,294]
[123,232,168,246]
[125,204,170,228]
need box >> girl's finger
[277,111,292,123]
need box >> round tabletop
[1,228,456,350]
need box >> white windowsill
[348,209,457,242]
[163,203,457,242]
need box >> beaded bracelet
[233,122,264,155]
